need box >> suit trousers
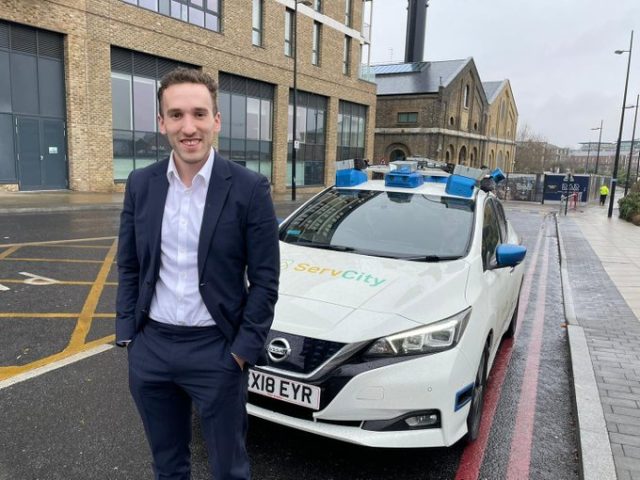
[128,320,250,480]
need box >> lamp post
[592,120,603,174]
[291,0,312,201]
[609,30,634,218]
[624,94,639,196]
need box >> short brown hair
[157,67,218,116]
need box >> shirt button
[180,219,187,226]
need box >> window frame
[397,112,418,124]
[343,35,351,75]
[312,21,321,66]
[284,8,294,57]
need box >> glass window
[336,100,366,161]
[112,73,132,131]
[284,8,293,57]
[345,0,352,26]
[252,0,263,46]
[313,0,322,12]
[128,0,220,32]
[464,84,470,109]
[133,76,157,132]
[218,73,274,178]
[280,188,474,259]
[397,112,418,124]
[287,90,327,187]
[246,97,260,140]
[482,200,501,270]
[312,22,321,66]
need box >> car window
[494,200,508,242]
[280,188,475,259]
[481,199,501,270]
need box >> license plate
[248,369,321,410]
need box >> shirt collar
[166,148,216,188]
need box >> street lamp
[624,94,639,196]
[291,0,312,201]
[609,30,634,218]
[592,121,603,174]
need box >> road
[0,205,579,479]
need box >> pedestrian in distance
[600,183,610,206]
[115,67,280,480]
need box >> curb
[0,204,123,214]
[555,214,616,480]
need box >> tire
[504,297,519,338]
[466,344,489,443]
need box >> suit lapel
[148,166,169,270]
[198,156,231,277]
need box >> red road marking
[506,236,550,479]
[455,219,547,480]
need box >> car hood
[274,242,471,343]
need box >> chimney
[404,0,428,63]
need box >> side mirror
[495,244,527,268]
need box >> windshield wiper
[404,255,463,262]
[291,240,356,252]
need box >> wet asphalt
[0,206,579,479]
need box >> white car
[247,163,526,448]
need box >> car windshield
[279,188,475,260]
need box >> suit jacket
[115,154,280,365]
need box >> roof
[482,80,506,103]
[372,59,471,95]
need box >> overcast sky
[368,0,640,149]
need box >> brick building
[372,58,517,171]
[0,0,376,196]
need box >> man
[116,68,280,480]
[600,183,610,206]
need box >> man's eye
[171,113,182,119]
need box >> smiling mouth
[181,139,201,147]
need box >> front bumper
[247,347,476,448]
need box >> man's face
[158,82,221,168]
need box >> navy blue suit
[116,155,280,479]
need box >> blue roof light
[490,168,505,183]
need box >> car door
[494,200,521,323]
[481,198,512,336]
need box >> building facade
[372,59,517,172]
[0,0,376,195]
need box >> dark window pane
[112,74,132,130]
[11,53,38,114]
[219,92,230,138]
[0,113,16,181]
[38,58,65,117]
[134,131,157,158]
[0,52,10,112]
[113,130,134,157]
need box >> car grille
[258,331,346,374]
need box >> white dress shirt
[149,149,216,327]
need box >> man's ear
[158,113,166,135]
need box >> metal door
[16,116,67,190]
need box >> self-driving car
[247,161,526,448]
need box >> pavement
[1,189,640,479]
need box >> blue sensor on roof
[336,168,368,187]
[385,171,424,188]
[445,174,476,198]
[490,168,505,183]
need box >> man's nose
[181,115,197,134]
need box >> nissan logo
[267,338,291,362]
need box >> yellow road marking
[2,258,106,264]
[0,279,117,286]
[66,240,118,350]
[24,244,112,249]
[0,246,20,260]
[0,236,117,248]
[0,313,115,318]
[0,334,115,381]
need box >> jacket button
[199,282,207,287]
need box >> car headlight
[364,308,471,357]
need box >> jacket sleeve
[115,173,140,343]
[230,175,280,365]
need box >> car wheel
[504,297,519,338]
[466,344,489,443]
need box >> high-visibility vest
[600,185,609,195]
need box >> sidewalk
[0,190,311,218]
[558,200,640,480]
